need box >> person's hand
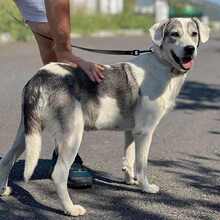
[76,58,105,83]
[55,49,105,83]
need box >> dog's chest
[157,75,186,112]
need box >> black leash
[7,11,153,56]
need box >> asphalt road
[0,35,219,220]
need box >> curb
[0,29,146,44]
[90,29,145,38]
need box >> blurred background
[0,0,220,41]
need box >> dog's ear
[192,17,210,44]
[149,19,169,47]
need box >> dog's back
[23,62,139,132]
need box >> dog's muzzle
[171,48,194,71]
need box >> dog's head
[149,18,210,72]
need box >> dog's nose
[184,46,195,55]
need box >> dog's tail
[23,130,42,182]
[22,82,43,182]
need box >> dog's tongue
[182,59,193,69]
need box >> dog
[0,18,209,216]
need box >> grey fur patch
[165,19,184,44]
[22,63,139,133]
[100,63,139,118]
[23,72,49,134]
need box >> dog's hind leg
[51,101,86,217]
[0,116,25,196]
[134,130,159,194]
[122,131,137,185]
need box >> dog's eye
[170,32,180,38]
[192,32,198,37]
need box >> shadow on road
[8,159,52,181]
[149,153,220,212]
[0,182,64,219]
[150,155,220,197]
[0,159,65,219]
[1,159,171,220]
[209,130,220,135]
[0,155,219,219]
[176,80,220,111]
[84,157,220,219]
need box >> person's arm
[44,0,104,82]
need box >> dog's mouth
[171,50,194,71]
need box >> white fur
[24,132,42,182]
[193,17,210,43]
[95,96,122,129]
[40,62,71,76]
[122,131,136,185]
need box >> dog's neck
[129,48,187,83]
[128,47,187,101]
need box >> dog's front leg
[134,131,159,194]
[122,131,138,185]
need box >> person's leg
[27,21,57,64]
[15,0,55,63]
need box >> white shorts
[14,0,48,22]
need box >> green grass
[71,12,154,35]
[0,1,153,41]
[0,1,32,41]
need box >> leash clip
[132,50,141,56]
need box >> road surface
[0,35,219,220]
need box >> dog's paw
[0,186,12,197]
[123,168,137,185]
[142,184,160,194]
[124,173,134,185]
[132,179,139,185]
[125,177,139,185]
[65,205,86,216]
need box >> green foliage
[0,1,32,41]
[71,12,154,35]
[0,2,154,41]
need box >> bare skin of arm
[44,0,104,82]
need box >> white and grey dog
[0,18,209,216]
